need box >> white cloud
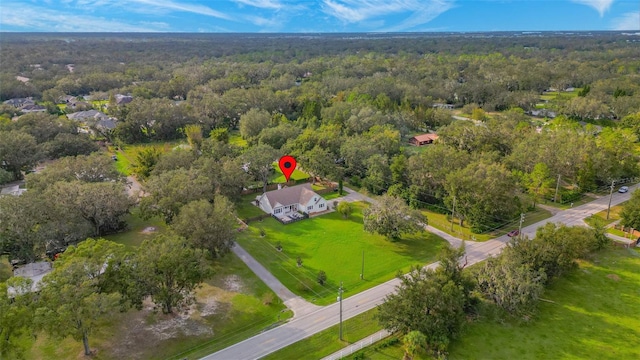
[571,0,615,17]
[322,0,453,30]
[0,2,167,32]
[233,0,284,10]
[128,0,232,20]
[612,11,640,30]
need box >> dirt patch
[606,274,621,281]
[141,226,157,234]
[221,274,245,293]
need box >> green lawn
[228,130,248,148]
[448,247,640,360]
[0,255,12,282]
[112,140,187,176]
[584,204,624,227]
[103,208,168,248]
[236,202,449,305]
[263,308,382,360]
[236,194,268,220]
[270,163,310,183]
[421,207,553,242]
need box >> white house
[257,183,328,217]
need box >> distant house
[115,94,133,105]
[3,97,35,108]
[432,103,454,110]
[67,110,109,121]
[20,104,46,113]
[257,183,327,217]
[0,184,27,196]
[409,133,439,146]
[96,118,117,130]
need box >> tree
[336,201,353,219]
[25,152,123,192]
[403,331,427,360]
[36,239,124,356]
[183,124,203,152]
[620,189,640,229]
[445,162,520,232]
[0,277,35,359]
[42,132,99,158]
[299,145,337,181]
[132,147,161,179]
[0,192,49,262]
[136,234,211,314]
[46,181,132,236]
[377,265,465,355]
[240,108,271,142]
[258,122,302,149]
[363,195,425,241]
[140,168,213,223]
[476,253,546,316]
[209,127,229,143]
[241,144,280,193]
[171,197,237,258]
[0,130,41,179]
[524,162,553,208]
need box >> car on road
[618,186,629,193]
[507,229,520,237]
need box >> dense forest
[2,32,640,234]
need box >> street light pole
[338,281,343,341]
[554,174,561,203]
[519,213,525,238]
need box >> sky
[0,0,639,33]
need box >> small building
[432,103,454,110]
[67,110,109,121]
[115,94,133,105]
[0,184,27,196]
[409,133,439,146]
[3,97,35,108]
[20,104,47,113]
[257,183,327,217]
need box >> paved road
[202,183,638,360]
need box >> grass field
[584,204,624,227]
[111,140,186,176]
[228,130,248,148]
[102,208,168,248]
[236,202,449,305]
[449,247,640,360]
[421,207,553,242]
[263,309,381,360]
[0,255,12,282]
[337,247,640,360]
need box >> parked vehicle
[618,186,629,193]
[507,229,520,237]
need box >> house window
[274,208,282,214]
[307,206,313,210]
[319,203,325,208]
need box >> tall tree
[140,168,213,223]
[46,181,132,236]
[0,277,35,359]
[363,195,425,241]
[132,147,161,179]
[0,130,41,180]
[171,197,237,258]
[524,162,553,208]
[239,108,271,142]
[36,239,124,356]
[136,234,211,314]
[241,144,280,193]
[621,189,640,230]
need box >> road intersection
[203,184,637,360]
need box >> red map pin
[279,155,297,182]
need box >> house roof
[67,110,108,121]
[411,133,439,142]
[261,183,319,209]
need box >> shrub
[317,270,327,285]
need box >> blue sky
[0,1,638,32]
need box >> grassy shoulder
[102,208,168,248]
[421,207,553,242]
[236,202,449,305]
[263,308,382,360]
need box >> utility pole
[606,180,615,220]
[519,213,525,238]
[338,282,343,341]
[360,251,364,280]
[553,174,561,203]
[450,196,456,231]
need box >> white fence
[320,330,391,360]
